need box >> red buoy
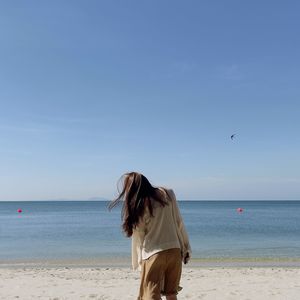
[17,209,22,213]
[236,207,244,213]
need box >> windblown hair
[108,172,169,237]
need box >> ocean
[0,201,300,265]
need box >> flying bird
[230,134,236,140]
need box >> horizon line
[1,199,300,202]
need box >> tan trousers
[138,248,182,300]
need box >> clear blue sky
[1,1,300,200]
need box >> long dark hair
[108,172,169,237]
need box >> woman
[109,172,191,300]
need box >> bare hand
[184,252,190,264]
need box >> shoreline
[1,257,300,268]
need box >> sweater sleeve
[132,227,145,270]
[168,189,192,261]
[131,210,149,270]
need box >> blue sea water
[0,201,300,263]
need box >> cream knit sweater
[131,188,191,270]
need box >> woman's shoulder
[158,187,176,202]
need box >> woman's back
[138,188,181,258]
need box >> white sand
[1,267,300,299]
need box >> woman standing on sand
[109,172,191,300]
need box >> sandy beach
[1,266,300,300]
